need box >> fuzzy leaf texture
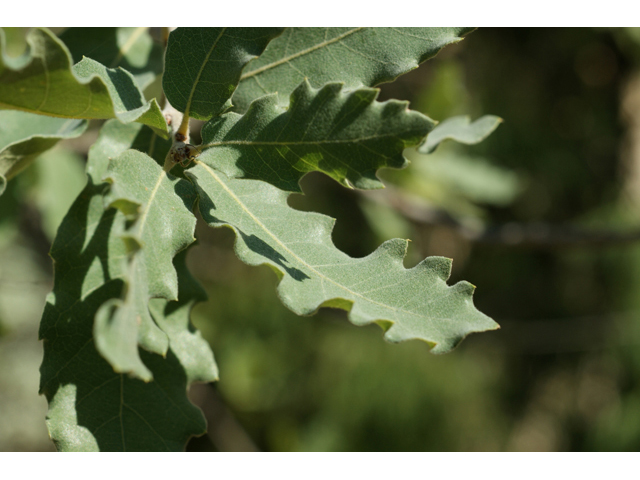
[187,162,498,353]
[39,120,217,451]
[198,80,434,193]
[163,27,284,121]
[419,115,503,154]
[97,148,199,381]
[232,27,474,112]
[0,110,87,192]
[0,28,168,137]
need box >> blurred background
[3,27,640,451]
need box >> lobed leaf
[0,110,87,192]
[0,28,168,137]
[187,163,499,354]
[60,27,163,91]
[418,115,503,154]
[39,120,216,451]
[149,249,217,385]
[97,149,198,380]
[233,27,474,112]
[199,80,434,193]
[86,117,172,182]
[163,27,284,121]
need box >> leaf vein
[240,28,365,80]
[197,162,443,321]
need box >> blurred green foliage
[3,27,640,451]
[187,27,640,451]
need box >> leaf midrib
[200,131,421,149]
[239,28,365,80]
[197,161,445,321]
[110,27,148,68]
[181,28,227,120]
[136,170,165,239]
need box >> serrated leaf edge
[189,161,498,354]
[98,153,198,380]
[200,79,435,193]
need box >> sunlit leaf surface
[199,80,434,192]
[0,28,168,137]
[233,27,473,112]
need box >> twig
[362,188,640,249]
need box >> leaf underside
[199,80,435,193]
[188,162,498,354]
[0,110,87,188]
[232,27,474,112]
[39,121,216,451]
[419,115,503,154]
[0,28,168,137]
[97,149,199,381]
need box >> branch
[362,188,640,249]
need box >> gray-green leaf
[187,163,498,354]
[30,148,87,240]
[39,121,216,451]
[98,149,198,381]
[0,110,87,188]
[163,27,284,121]
[0,28,168,137]
[418,115,503,154]
[199,80,434,192]
[233,27,474,112]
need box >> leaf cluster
[0,27,500,451]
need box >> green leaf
[199,80,434,193]
[418,115,503,154]
[39,121,216,451]
[96,149,199,381]
[149,248,217,385]
[86,118,172,182]
[0,110,87,186]
[0,28,168,137]
[404,149,521,211]
[30,148,88,240]
[163,27,284,121]
[233,27,474,112]
[59,27,163,91]
[187,163,498,354]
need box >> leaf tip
[451,279,477,296]
[417,256,452,281]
